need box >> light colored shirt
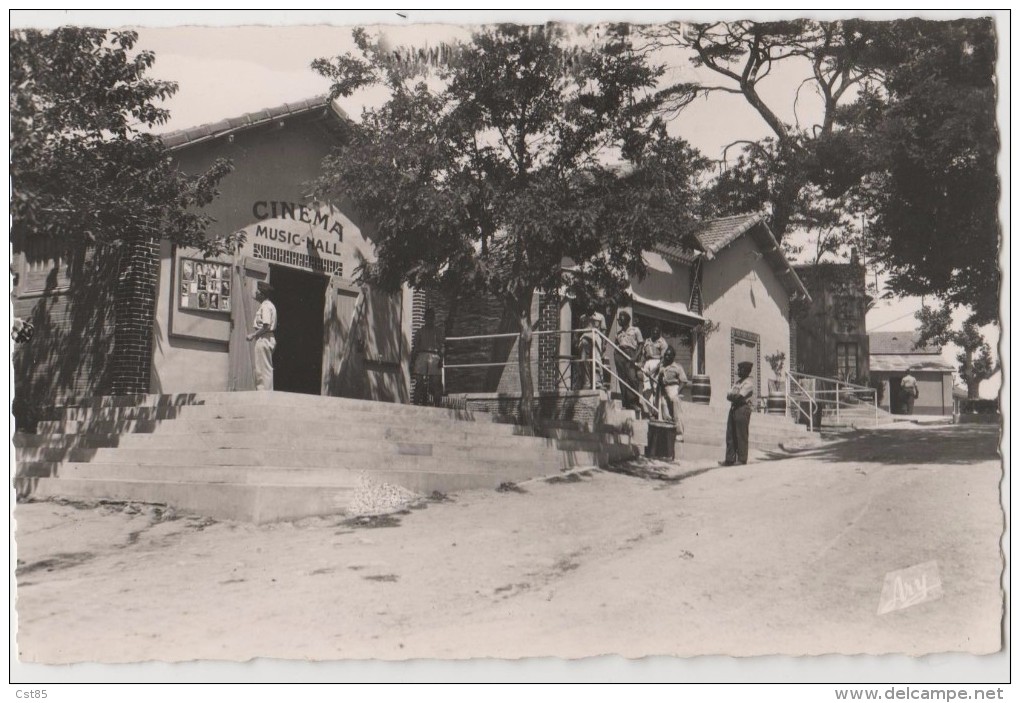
[254,300,277,332]
[660,362,688,386]
[728,377,755,406]
[642,337,668,361]
[616,324,643,353]
[900,374,917,390]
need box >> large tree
[642,20,880,241]
[644,18,1000,325]
[859,19,1000,326]
[10,27,233,395]
[915,304,999,400]
[313,25,708,426]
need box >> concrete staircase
[602,401,815,462]
[14,391,635,523]
[674,403,815,461]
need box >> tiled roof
[690,212,764,255]
[159,96,346,150]
[651,212,809,299]
[869,354,955,373]
[652,240,699,264]
[869,331,941,355]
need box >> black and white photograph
[8,9,1008,692]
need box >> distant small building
[792,262,870,384]
[869,331,955,415]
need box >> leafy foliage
[915,304,999,399]
[645,18,1000,327]
[314,25,709,424]
[858,19,1000,326]
[10,27,234,395]
[10,27,234,253]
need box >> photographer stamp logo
[877,561,944,615]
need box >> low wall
[447,390,604,428]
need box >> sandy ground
[13,424,1004,663]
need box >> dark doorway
[890,377,904,415]
[269,265,328,395]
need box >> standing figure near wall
[614,311,643,412]
[657,346,688,434]
[900,369,919,415]
[723,361,755,466]
[639,325,668,404]
[247,281,277,391]
[576,306,607,390]
[412,308,444,406]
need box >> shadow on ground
[761,425,1001,466]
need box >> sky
[11,10,1007,399]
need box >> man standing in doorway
[614,311,643,412]
[247,281,277,391]
[723,361,755,466]
[900,368,919,415]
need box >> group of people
[576,309,688,428]
[583,307,757,466]
[247,288,756,464]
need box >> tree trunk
[515,294,536,431]
[109,233,161,396]
[962,347,981,400]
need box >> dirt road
[13,424,1003,663]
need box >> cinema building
[12,97,810,425]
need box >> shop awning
[628,290,705,325]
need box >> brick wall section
[110,236,162,395]
[455,391,601,426]
[537,292,561,393]
[12,246,120,427]
[792,263,869,381]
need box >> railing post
[835,380,841,425]
[590,329,596,391]
[785,371,790,419]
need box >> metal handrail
[785,370,818,432]
[441,326,661,420]
[785,370,880,429]
[789,370,873,394]
[591,329,661,420]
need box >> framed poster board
[179,257,232,313]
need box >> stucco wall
[149,118,413,399]
[632,251,692,304]
[873,369,953,415]
[701,234,791,409]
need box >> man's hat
[257,281,274,294]
[737,361,754,375]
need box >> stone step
[17,443,605,470]
[14,476,357,524]
[57,401,496,425]
[36,411,561,438]
[16,459,563,487]
[14,426,628,456]
[60,390,495,419]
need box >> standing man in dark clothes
[723,361,755,465]
[900,369,919,415]
[412,308,443,406]
[614,311,643,412]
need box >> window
[837,342,859,382]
